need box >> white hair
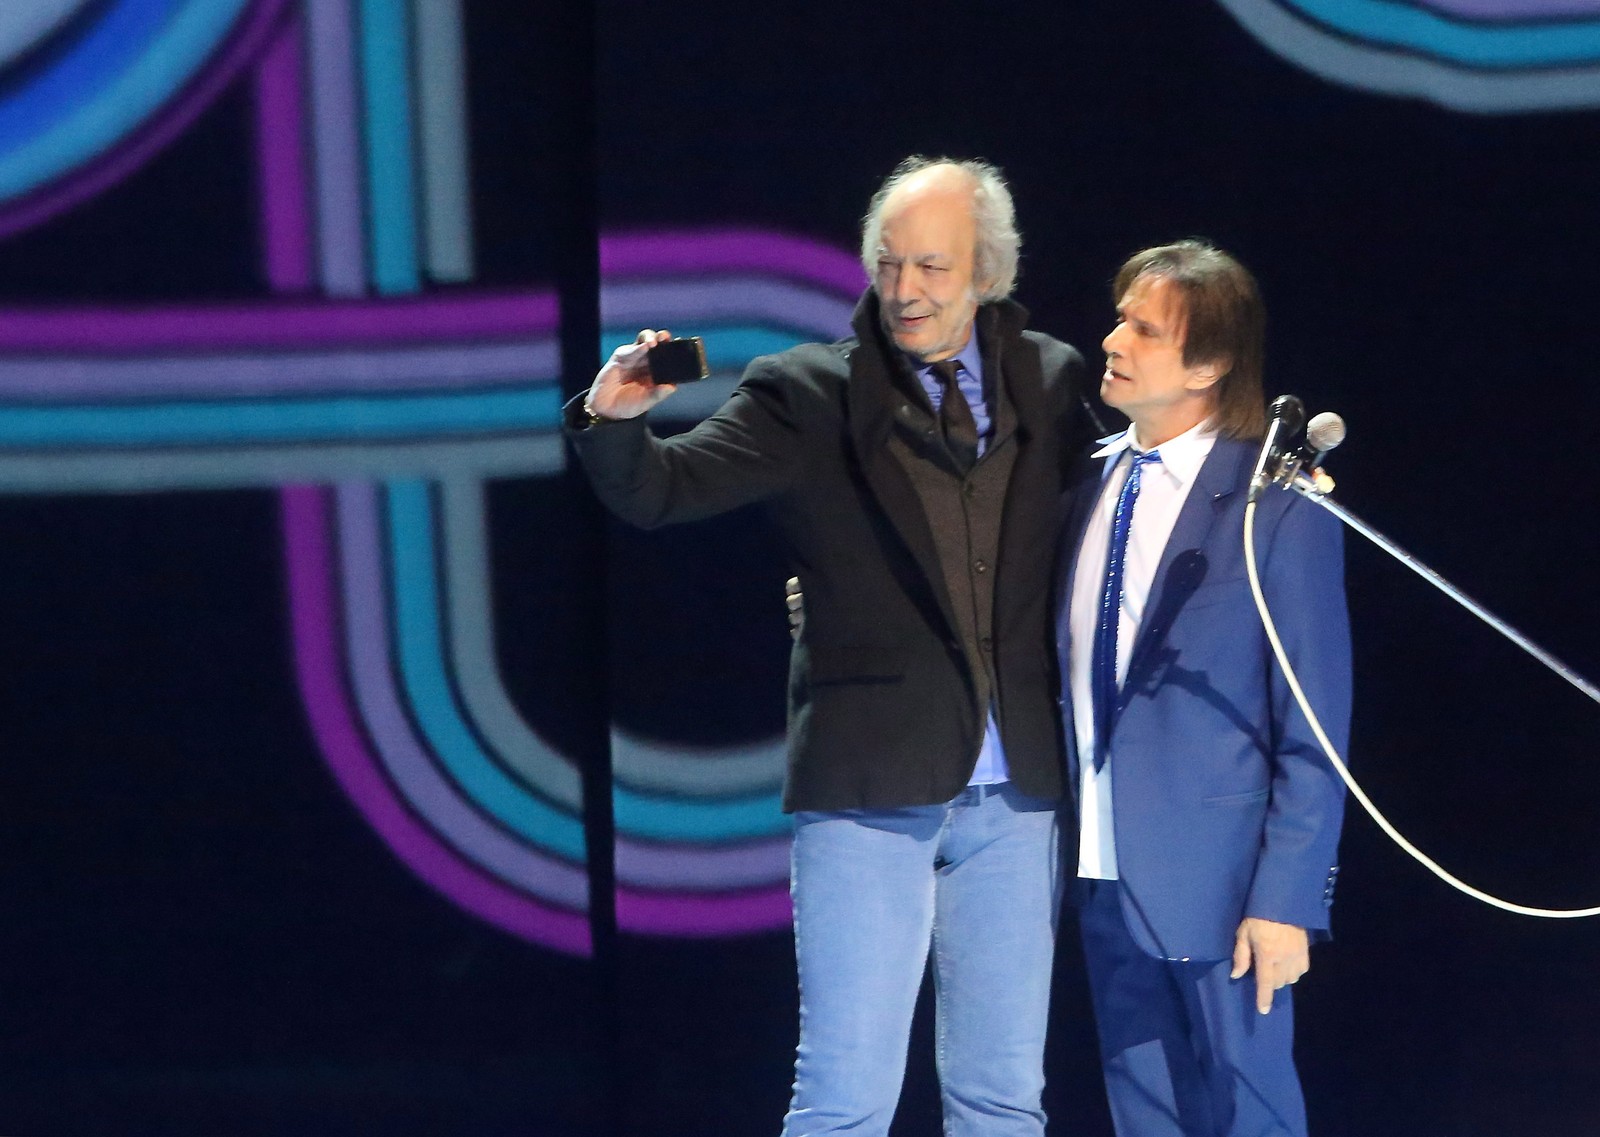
[859,155,1021,302]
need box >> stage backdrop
[0,2,1597,1135]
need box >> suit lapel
[845,294,1045,647]
[1121,438,1251,686]
[991,306,1053,598]
[845,297,960,639]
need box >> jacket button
[974,559,987,574]
[980,636,993,652]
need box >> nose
[1101,324,1121,355]
[889,264,920,303]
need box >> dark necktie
[1091,447,1163,772]
[931,360,979,470]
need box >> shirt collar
[909,330,984,382]
[1091,417,1218,487]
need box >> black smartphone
[647,336,710,384]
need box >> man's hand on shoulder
[586,329,679,421]
[1231,916,1310,1015]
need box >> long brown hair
[1113,240,1267,440]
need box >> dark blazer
[568,290,1090,811]
[1059,436,1352,961]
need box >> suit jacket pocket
[806,643,909,684]
[1202,787,1269,807]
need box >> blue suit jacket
[1059,435,1352,962]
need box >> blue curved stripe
[598,326,815,371]
[387,481,587,860]
[1285,0,1600,67]
[0,387,560,447]
[359,0,420,294]
[0,0,172,147]
[0,0,250,198]
[612,784,789,842]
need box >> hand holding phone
[587,329,706,420]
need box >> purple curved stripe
[614,834,792,891]
[281,484,591,957]
[1417,1,1600,16]
[0,290,559,351]
[601,229,867,298]
[304,0,365,296]
[600,278,856,339]
[615,883,793,937]
[255,17,312,293]
[336,481,591,908]
[0,0,297,240]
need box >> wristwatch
[578,398,621,429]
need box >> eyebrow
[1118,304,1165,336]
[876,248,951,264]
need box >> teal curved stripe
[0,387,560,447]
[0,0,251,198]
[1285,0,1600,67]
[598,326,814,371]
[612,783,789,842]
[360,0,420,294]
[386,480,587,860]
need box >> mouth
[1103,365,1130,383]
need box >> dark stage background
[0,2,1597,1135]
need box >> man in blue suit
[1058,241,1352,1137]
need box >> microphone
[1248,394,1305,503]
[1281,410,1347,495]
[1305,411,1346,466]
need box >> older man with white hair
[566,156,1096,1137]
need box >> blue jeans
[782,782,1063,1137]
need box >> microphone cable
[1244,499,1600,919]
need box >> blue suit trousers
[1078,879,1308,1137]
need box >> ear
[1185,359,1224,393]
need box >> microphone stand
[1282,469,1600,707]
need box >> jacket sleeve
[564,356,810,530]
[1242,493,1353,933]
[1031,335,1106,487]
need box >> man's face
[873,178,983,363]
[1100,274,1218,436]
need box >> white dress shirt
[1068,419,1218,879]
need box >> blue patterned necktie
[1091,447,1163,772]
